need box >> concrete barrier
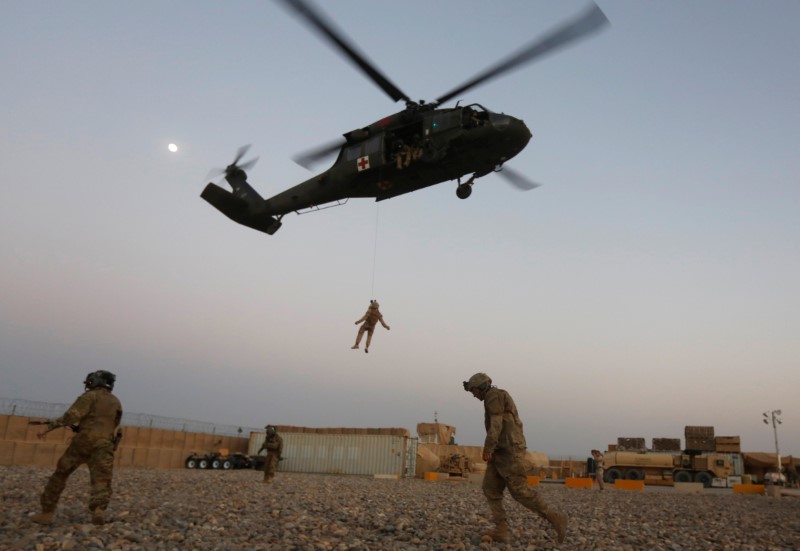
[614,479,645,492]
[564,478,593,490]
[733,484,765,495]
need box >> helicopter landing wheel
[456,184,472,199]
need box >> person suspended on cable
[351,300,390,353]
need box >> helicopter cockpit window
[431,111,461,133]
[345,135,382,161]
[462,104,490,128]
[488,112,511,128]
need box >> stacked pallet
[617,437,646,451]
[685,426,715,452]
[715,436,741,453]
[652,438,682,451]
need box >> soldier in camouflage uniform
[258,425,283,483]
[351,300,390,353]
[591,449,605,490]
[463,372,568,544]
[31,370,123,526]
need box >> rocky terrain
[1,466,798,550]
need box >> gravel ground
[1,466,798,551]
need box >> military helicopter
[201,0,609,235]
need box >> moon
[168,143,178,153]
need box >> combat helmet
[265,425,277,436]
[369,300,379,309]
[84,370,116,391]
[463,372,492,393]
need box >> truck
[185,448,256,470]
[602,451,733,488]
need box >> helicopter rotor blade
[206,167,226,182]
[206,145,258,183]
[231,144,251,166]
[435,3,609,106]
[278,0,412,104]
[238,157,259,173]
[496,165,542,191]
[292,139,345,169]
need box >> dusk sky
[2,1,798,458]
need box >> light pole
[763,410,783,482]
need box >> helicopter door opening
[384,122,424,169]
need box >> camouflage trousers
[40,434,115,513]
[482,449,550,524]
[263,453,280,480]
[353,326,374,346]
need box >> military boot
[546,511,568,543]
[91,509,105,526]
[482,521,510,544]
[31,511,54,525]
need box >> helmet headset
[84,370,116,391]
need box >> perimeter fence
[0,397,261,438]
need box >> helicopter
[201,0,609,235]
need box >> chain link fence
[0,397,260,438]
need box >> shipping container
[720,453,744,476]
[249,431,417,477]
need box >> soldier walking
[31,370,123,526]
[258,425,283,483]
[463,372,568,544]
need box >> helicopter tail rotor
[201,146,282,235]
[206,144,260,182]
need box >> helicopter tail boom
[201,183,282,235]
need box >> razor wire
[0,397,261,437]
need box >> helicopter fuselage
[258,104,531,217]
[201,0,607,235]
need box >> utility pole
[763,409,783,482]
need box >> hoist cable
[370,203,380,298]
